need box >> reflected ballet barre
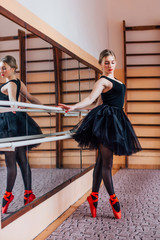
[0,100,88,116]
[0,100,88,151]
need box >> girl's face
[100,55,116,76]
[0,61,15,79]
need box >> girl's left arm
[7,82,17,102]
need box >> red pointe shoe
[24,190,36,205]
[109,194,121,219]
[87,192,98,218]
[2,191,14,214]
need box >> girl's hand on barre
[58,103,75,113]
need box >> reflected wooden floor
[0,166,83,220]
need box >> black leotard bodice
[0,79,42,152]
[100,76,126,108]
[0,79,21,102]
[70,75,141,155]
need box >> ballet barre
[0,100,88,116]
[0,131,71,143]
[0,133,71,151]
[0,100,86,151]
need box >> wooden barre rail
[125,25,160,31]
[127,76,160,79]
[126,53,160,56]
[0,33,36,41]
[126,40,160,44]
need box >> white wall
[16,0,109,60]
[17,0,160,69]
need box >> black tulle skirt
[71,105,142,156]
[0,111,42,154]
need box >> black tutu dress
[0,79,42,153]
[72,76,142,156]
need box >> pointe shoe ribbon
[24,190,36,205]
[2,191,14,214]
[109,194,121,219]
[87,192,98,218]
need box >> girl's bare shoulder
[97,77,112,88]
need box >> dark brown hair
[98,49,116,64]
[1,55,18,71]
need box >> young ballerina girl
[0,55,42,213]
[59,49,142,219]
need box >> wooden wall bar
[123,20,160,169]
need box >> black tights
[4,147,32,192]
[92,144,114,196]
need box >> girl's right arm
[59,78,111,112]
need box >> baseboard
[128,164,160,169]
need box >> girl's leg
[2,151,17,213]
[99,143,121,218]
[98,144,114,195]
[4,151,17,192]
[16,147,35,205]
[16,147,31,190]
[92,150,102,193]
[87,151,102,217]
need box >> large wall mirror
[0,11,100,226]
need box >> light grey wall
[16,0,160,68]
[17,0,109,60]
